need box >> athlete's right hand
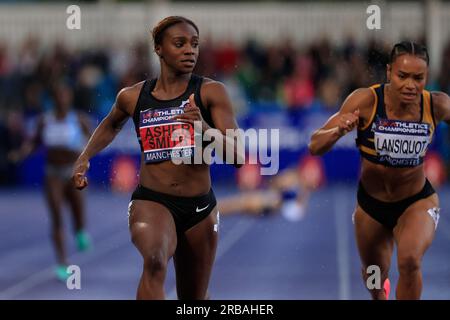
[337,109,359,136]
[72,157,90,190]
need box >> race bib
[139,104,195,164]
[373,119,430,167]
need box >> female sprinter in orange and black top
[309,41,450,300]
[72,16,242,299]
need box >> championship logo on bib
[139,100,195,163]
[373,118,430,167]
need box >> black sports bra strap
[377,84,386,119]
[133,80,151,135]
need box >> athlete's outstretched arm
[72,85,139,190]
[308,88,373,156]
[432,91,450,125]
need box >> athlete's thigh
[354,205,394,269]
[174,207,219,299]
[128,199,178,260]
[394,194,439,257]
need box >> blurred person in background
[9,81,92,281]
[309,41,450,300]
[0,110,26,185]
[219,155,325,221]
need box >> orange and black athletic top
[356,84,436,168]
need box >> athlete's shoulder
[200,77,224,88]
[348,87,376,103]
[342,87,376,112]
[117,80,145,102]
[431,91,449,106]
[116,80,146,113]
[199,77,227,95]
[430,91,450,122]
[196,77,228,102]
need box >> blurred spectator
[0,110,26,185]
[438,42,450,94]
[283,55,315,109]
[8,81,92,280]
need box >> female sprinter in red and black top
[72,16,242,299]
[309,41,450,300]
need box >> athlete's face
[387,54,428,104]
[156,22,199,74]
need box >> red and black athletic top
[132,74,215,164]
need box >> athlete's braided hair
[389,41,429,66]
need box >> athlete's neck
[155,68,191,96]
[55,108,69,119]
[385,84,419,115]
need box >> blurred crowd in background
[1,35,450,185]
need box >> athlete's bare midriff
[47,148,79,166]
[138,156,211,197]
[360,159,426,202]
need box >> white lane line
[334,187,351,300]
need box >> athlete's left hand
[174,94,211,132]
